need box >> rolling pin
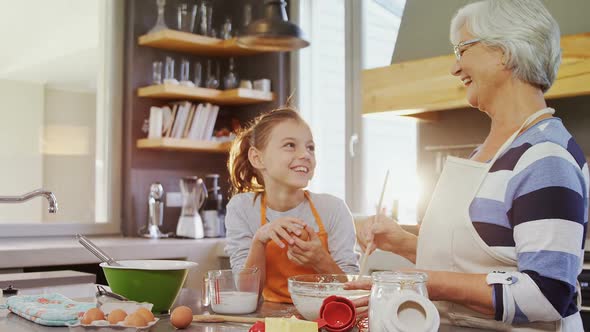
[193,314,263,323]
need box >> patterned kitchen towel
[6,293,95,326]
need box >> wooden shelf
[137,84,275,105]
[138,29,271,56]
[362,33,590,116]
[137,138,232,153]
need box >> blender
[176,176,208,238]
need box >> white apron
[416,108,583,331]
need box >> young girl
[225,106,359,303]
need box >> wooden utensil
[193,314,263,323]
[359,170,390,276]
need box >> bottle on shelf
[148,0,168,34]
[199,1,207,36]
[205,60,219,89]
[222,17,232,40]
[206,2,214,37]
[224,58,238,90]
[177,3,190,32]
[240,4,252,36]
[193,61,202,87]
[201,174,225,238]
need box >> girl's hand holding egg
[287,225,329,267]
[293,226,310,242]
[286,225,310,262]
[254,217,306,248]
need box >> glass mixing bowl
[287,274,370,321]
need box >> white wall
[0,80,44,221]
[42,87,96,223]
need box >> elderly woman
[351,0,588,330]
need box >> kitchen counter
[0,314,490,332]
[0,236,227,269]
[0,286,491,332]
[0,236,227,290]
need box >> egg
[170,306,193,329]
[297,227,310,241]
[123,313,148,327]
[281,227,311,248]
[107,309,127,324]
[81,307,105,324]
[135,307,155,322]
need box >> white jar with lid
[369,271,439,332]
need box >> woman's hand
[355,215,418,263]
[355,215,411,254]
[343,277,373,319]
[254,217,306,248]
[287,226,329,266]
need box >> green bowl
[100,260,198,313]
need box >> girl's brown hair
[227,106,306,195]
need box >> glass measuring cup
[204,268,260,314]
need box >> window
[296,0,347,199]
[360,0,418,223]
[295,0,416,223]
[0,0,123,236]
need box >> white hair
[450,0,561,93]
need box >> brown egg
[135,307,155,322]
[81,307,105,324]
[123,313,148,327]
[170,306,193,329]
[297,227,310,241]
[282,227,310,247]
[107,309,127,324]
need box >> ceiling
[0,0,100,91]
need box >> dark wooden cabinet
[121,0,291,236]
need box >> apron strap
[488,107,555,165]
[303,191,327,234]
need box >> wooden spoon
[193,314,263,323]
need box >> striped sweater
[469,117,589,324]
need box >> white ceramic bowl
[287,274,370,321]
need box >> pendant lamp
[237,0,310,52]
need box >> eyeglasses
[453,38,482,60]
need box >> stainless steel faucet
[0,189,58,213]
